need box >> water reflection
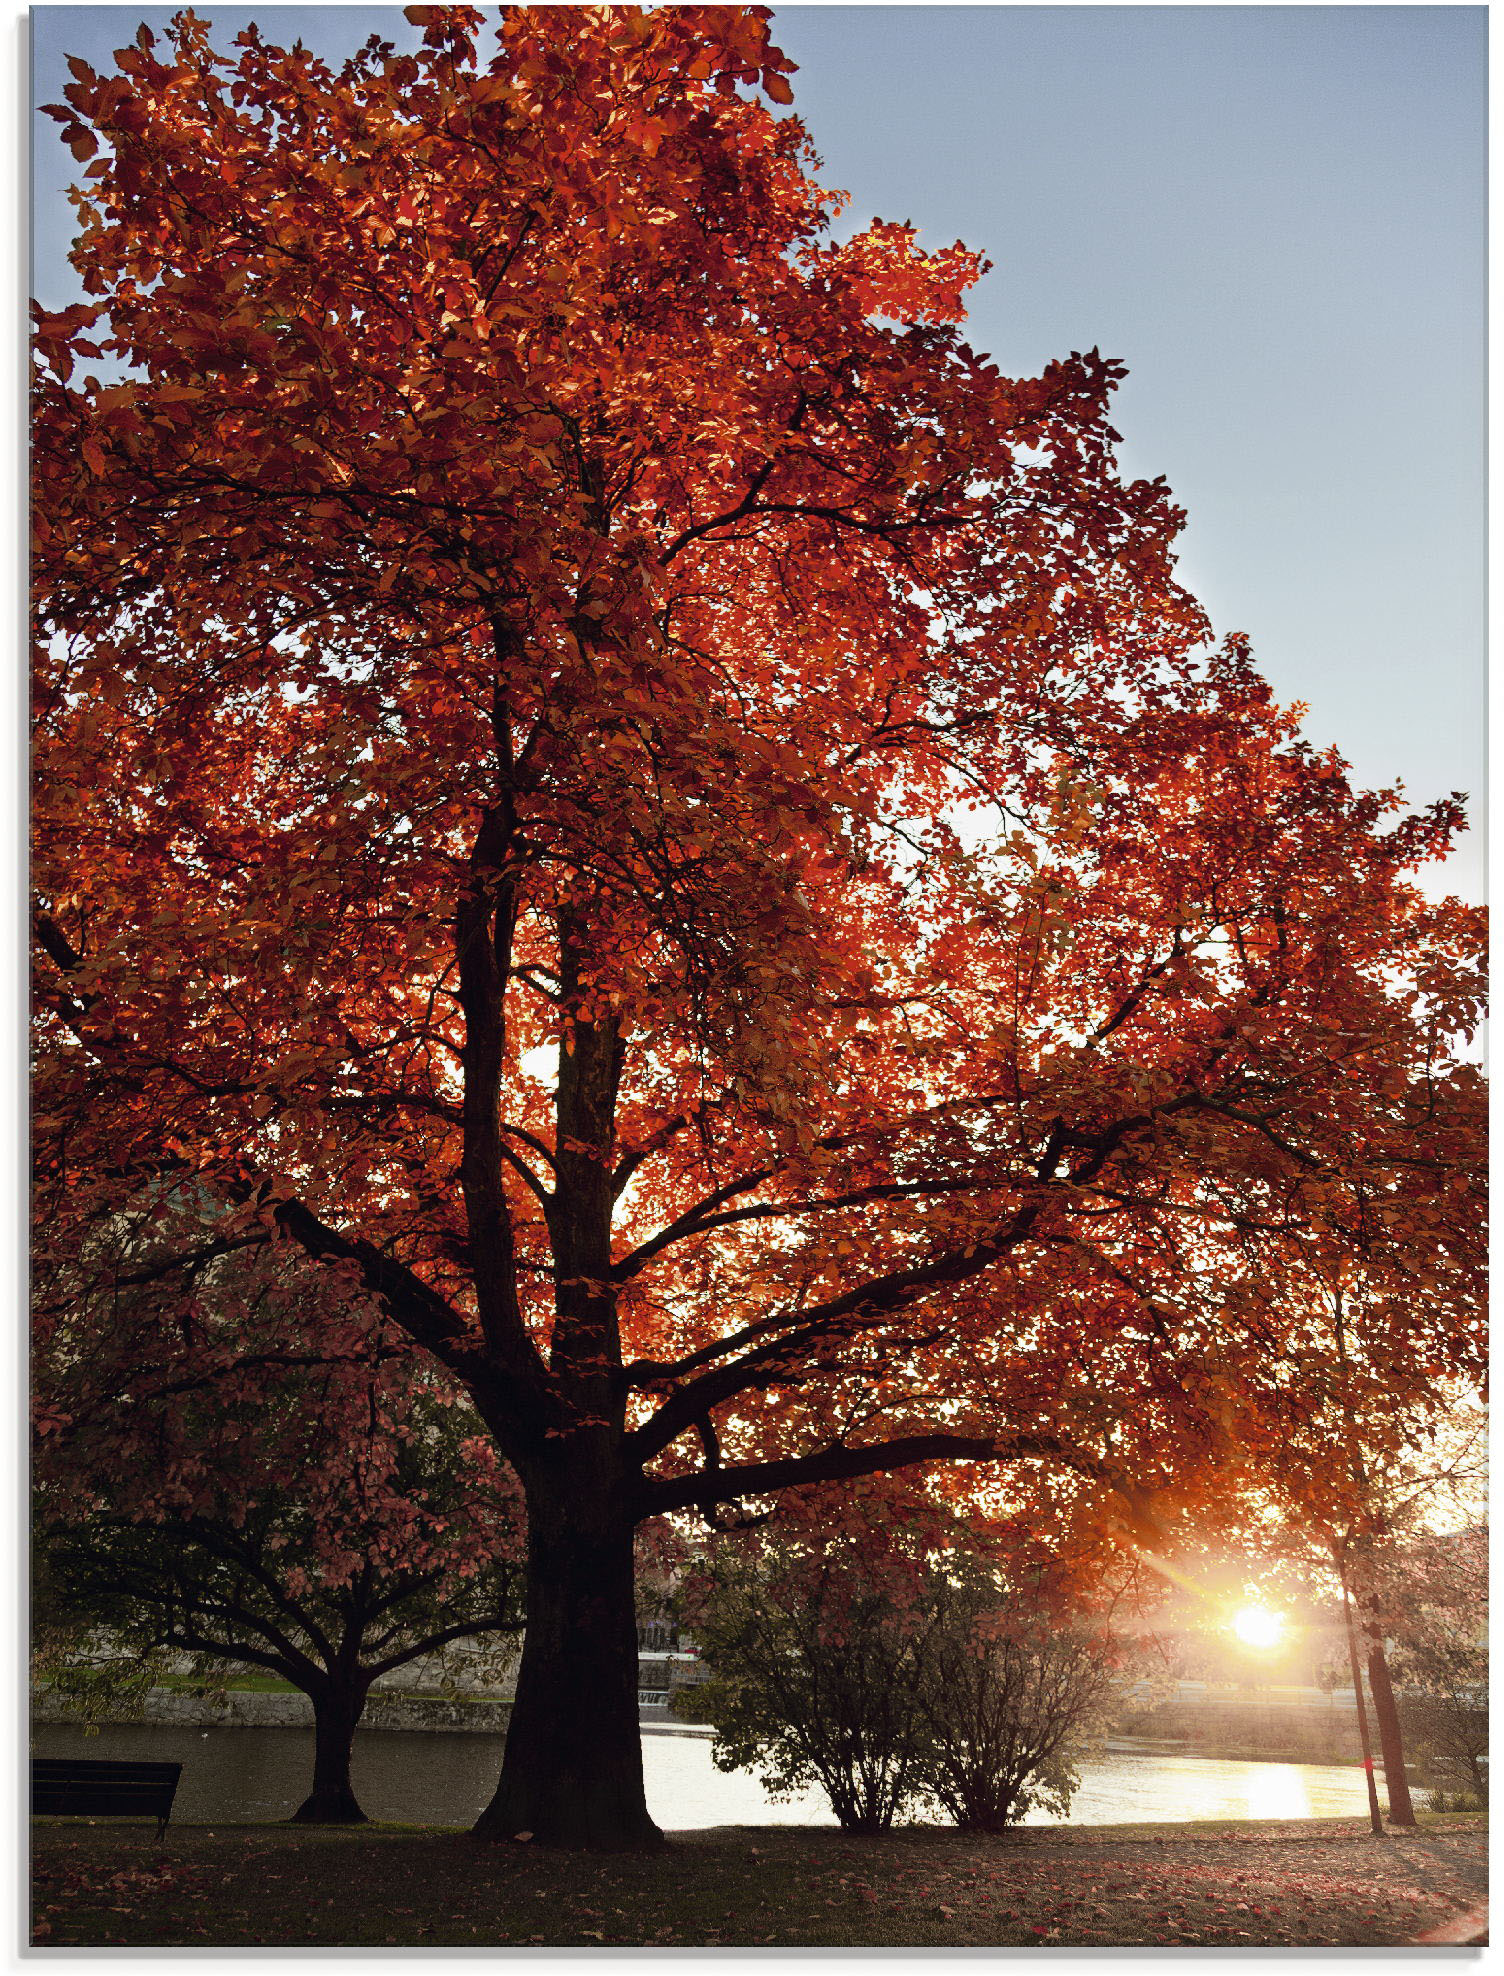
[32,1721,1378,1831]
[1034,1749,1367,1828]
[1243,1763,1327,1824]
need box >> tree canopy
[32,3,1485,1847]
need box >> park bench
[31,1757,183,1839]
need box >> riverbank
[32,1682,1391,1768]
[31,1814,1485,1948]
[1112,1693,1375,1768]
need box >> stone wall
[32,1685,512,1736]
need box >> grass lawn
[31,1812,1485,1948]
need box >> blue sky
[31,5,1486,895]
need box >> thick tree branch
[270,1196,474,1367]
[618,1172,1022,1270]
[626,1192,1053,1460]
[108,1234,265,1288]
[634,1429,1069,1520]
[625,1093,1231,1459]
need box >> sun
[1232,1604,1285,1649]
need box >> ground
[31,1813,1485,1948]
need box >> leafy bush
[910,1575,1117,1830]
[677,1486,1125,1834]
[677,1547,935,1832]
[1424,1787,1485,1813]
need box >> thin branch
[361,1613,522,1683]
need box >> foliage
[31,2,1486,1842]
[31,1549,172,1730]
[1232,1275,1486,1585]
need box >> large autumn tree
[32,5,1484,1847]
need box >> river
[33,1720,1381,1830]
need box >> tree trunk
[1366,1639,1418,1826]
[474,1481,661,1850]
[290,1682,369,1824]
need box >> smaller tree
[37,1389,525,1822]
[676,1482,1128,1834]
[35,1223,526,1822]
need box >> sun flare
[1232,1604,1284,1649]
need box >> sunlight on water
[1021,1749,1369,1828]
[1244,1764,1318,1822]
